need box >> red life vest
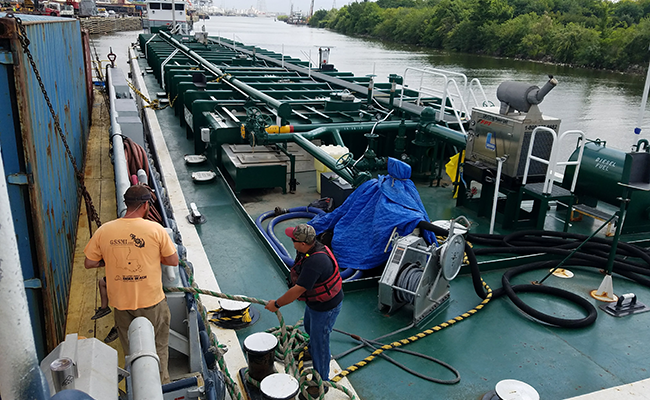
[290,244,342,303]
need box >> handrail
[468,78,492,108]
[555,130,586,192]
[522,127,586,194]
[400,67,470,133]
[522,126,558,194]
[440,78,468,135]
[424,68,492,108]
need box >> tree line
[309,0,650,72]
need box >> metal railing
[398,67,491,135]
[522,127,586,194]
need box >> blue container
[0,14,90,356]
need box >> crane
[309,0,314,18]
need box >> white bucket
[314,145,349,193]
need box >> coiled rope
[165,276,356,400]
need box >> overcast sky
[217,0,356,13]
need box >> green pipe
[159,32,292,120]
[270,122,416,185]
[420,123,467,149]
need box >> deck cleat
[600,293,650,317]
[186,202,207,225]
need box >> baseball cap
[124,185,152,204]
[285,224,316,243]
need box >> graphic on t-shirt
[112,247,143,273]
[130,233,145,248]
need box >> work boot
[91,307,111,320]
[104,326,118,343]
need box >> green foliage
[315,0,650,72]
[377,0,419,7]
[309,9,328,27]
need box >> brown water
[91,16,649,155]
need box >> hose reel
[378,233,465,325]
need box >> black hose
[421,226,647,328]
[333,328,460,384]
[500,261,597,328]
[417,220,488,299]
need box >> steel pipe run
[158,32,292,121]
[128,317,163,400]
[267,121,419,185]
[107,67,133,218]
[0,144,50,400]
[210,38,428,117]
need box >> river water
[93,16,649,153]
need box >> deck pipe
[158,32,292,121]
[262,121,420,186]
[211,37,430,117]
[107,67,133,218]
[0,144,51,400]
[128,317,164,400]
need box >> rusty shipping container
[0,13,92,356]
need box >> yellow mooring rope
[331,280,492,383]
[208,306,252,323]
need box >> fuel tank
[563,141,650,234]
[562,141,630,205]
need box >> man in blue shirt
[265,224,343,397]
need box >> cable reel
[378,232,465,325]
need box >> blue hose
[268,211,320,262]
[255,206,364,282]
[255,207,326,267]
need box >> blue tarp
[309,157,436,270]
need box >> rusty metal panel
[6,14,90,350]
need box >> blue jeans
[303,302,342,381]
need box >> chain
[126,79,171,110]
[7,13,102,230]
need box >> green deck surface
[140,55,650,400]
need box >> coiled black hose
[416,222,650,328]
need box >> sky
[217,0,356,14]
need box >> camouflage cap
[285,224,316,243]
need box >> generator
[465,77,560,183]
